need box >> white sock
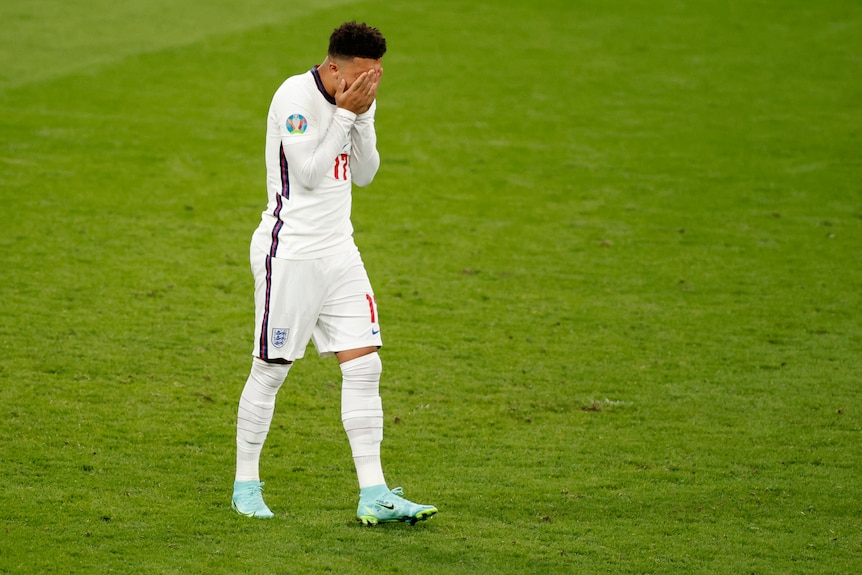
[341,352,386,489]
[235,358,291,482]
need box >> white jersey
[252,66,380,260]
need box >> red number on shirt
[334,153,349,180]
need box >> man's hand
[335,69,382,115]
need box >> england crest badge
[271,328,289,348]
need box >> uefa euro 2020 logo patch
[286,114,307,135]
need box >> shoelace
[237,482,265,504]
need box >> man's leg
[338,347,437,525]
[338,347,386,488]
[232,357,291,518]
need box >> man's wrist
[334,107,358,121]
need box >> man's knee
[335,346,380,365]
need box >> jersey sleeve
[349,100,380,187]
[276,102,358,191]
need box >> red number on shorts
[366,293,376,323]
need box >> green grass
[1,0,860,573]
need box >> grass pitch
[1,0,860,573]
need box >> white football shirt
[252,66,380,260]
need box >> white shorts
[251,244,382,361]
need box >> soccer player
[231,21,437,526]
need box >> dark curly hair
[328,21,387,60]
